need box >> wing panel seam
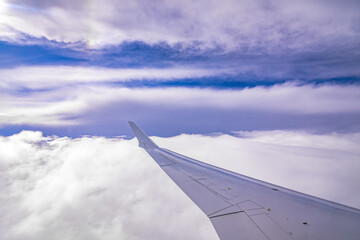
[209,210,245,219]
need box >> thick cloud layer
[1,130,359,239]
[1,0,359,83]
[1,67,360,133]
[0,131,215,240]
[1,65,359,136]
[2,0,360,51]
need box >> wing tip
[128,121,159,150]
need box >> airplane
[128,121,360,240]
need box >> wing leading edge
[128,122,360,240]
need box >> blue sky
[1,0,360,137]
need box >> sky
[0,0,360,239]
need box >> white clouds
[0,131,215,240]
[96,84,360,114]
[1,130,359,239]
[1,0,359,50]
[1,66,359,129]
[1,66,360,126]
[0,65,228,126]
[156,132,360,205]
[235,130,360,151]
[0,66,228,89]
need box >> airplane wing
[128,121,360,240]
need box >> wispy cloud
[0,66,230,89]
[1,130,359,239]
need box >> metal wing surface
[128,121,360,240]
